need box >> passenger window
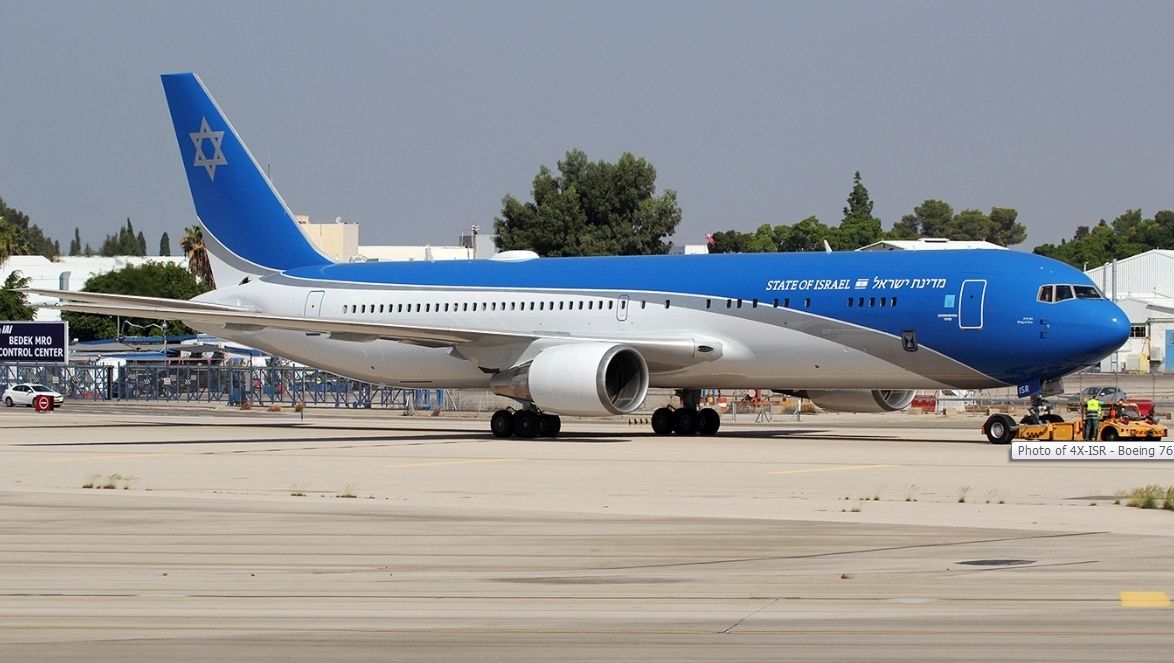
[664,299,670,309]
[848,297,854,307]
[588,301,594,310]
[879,297,886,308]
[891,297,897,307]
[752,298,758,308]
[736,299,742,308]
[705,299,712,309]
[578,301,584,310]
[773,298,779,308]
[784,298,790,308]
[869,297,876,307]
[726,299,732,308]
[621,300,627,309]
[608,301,614,310]
[558,302,564,310]
[641,301,647,309]
[804,298,811,308]
[510,302,515,311]
[1055,285,1074,301]
[361,304,366,313]
[858,297,864,307]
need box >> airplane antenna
[823,240,832,254]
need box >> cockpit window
[1073,285,1103,299]
[1039,284,1103,303]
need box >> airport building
[1085,249,1174,374]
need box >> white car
[3,383,65,408]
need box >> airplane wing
[23,289,721,370]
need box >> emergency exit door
[959,279,986,329]
[304,290,325,317]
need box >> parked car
[2,383,65,408]
[1065,386,1127,410]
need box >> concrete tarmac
[1,404,1172,662]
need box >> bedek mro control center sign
[0,322,69,363]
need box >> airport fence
[0,362,447,410]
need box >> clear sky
[2,1,1173,254]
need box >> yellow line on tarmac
[767,464,896,475]
[1120,591,1170,608]
[388,458,519,469]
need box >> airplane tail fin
[160,73,332,284]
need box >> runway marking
[767,464,895,475]
[387,458,519,469]
[1120,591,1170,608]
[43,452,180,462]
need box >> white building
[1,255,187,322]
[857,238,1007,251]
[1085,250,1174,374]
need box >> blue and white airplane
[32,73,1130,440]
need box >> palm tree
[179,225,216,289]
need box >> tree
[494,149,682,256]
[1034,208,1169,268]
[988,207,1027,246]
[61,262,211,341]
[180,225,216,288]
[99,218,146,256]
[159,232,171,257]
[888,200,1026,247]
[830,171,883,249]
[0,271,35,321]
[69,227,83,256]
[0,195,58,260]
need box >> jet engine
[801,389,917,413]
[490,342,650,416]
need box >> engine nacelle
[802,389,917,413]
[489,342,649,416]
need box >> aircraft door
[958,279,986,329]
[304,290,325,317]
[616,295,630,322]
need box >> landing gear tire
[984,413,1017,445]
[515,411,540,439]
[698,408,720,436]
[673,408,700,435]
[651,407,675,435]
[538,414,561,438]
[490,409,515,438]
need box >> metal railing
[0,363,426,409]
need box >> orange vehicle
[982,401,1165,444]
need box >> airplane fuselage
[195,249,1128,391]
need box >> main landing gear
[651,388,721,436]
[490,407,562,439]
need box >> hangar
[1085,249,1174,373]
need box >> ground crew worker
[1084,396,1102,440]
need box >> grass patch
[1126,485,1164,509]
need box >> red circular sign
[33,395,53,412]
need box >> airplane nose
[1092,301,1131,357]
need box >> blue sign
[0,321,69,363]
[1017,381,1041,399]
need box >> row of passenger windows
[847,296,898,308]
[344,299,626,314]
[341,296,824,315]
[1037,284,1103,303]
